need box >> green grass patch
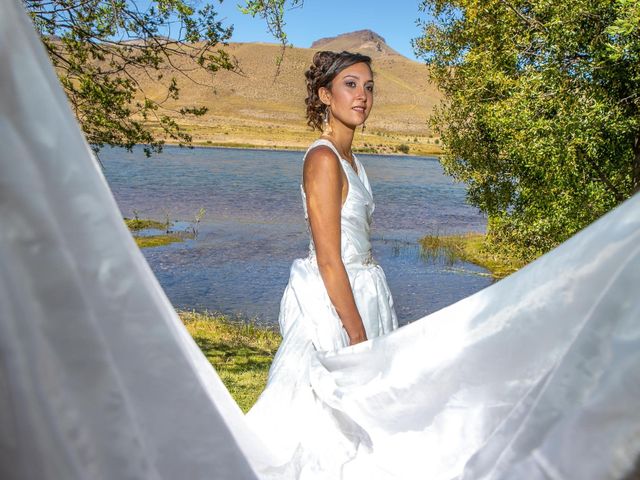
[420,233,525,279]
[180,310,281,412]
[125,216,186,249]
[134,234,184,248]
[125,218,167,231]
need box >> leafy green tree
[25,0,237,155]
[415,0,640,259]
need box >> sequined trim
[307,249,376,267]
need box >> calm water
[102,145,490,326]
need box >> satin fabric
[246,140,398,476]
[1,1,639,478]
[307,198,640,479]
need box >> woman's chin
[350,118,369,129]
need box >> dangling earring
[322,107,333,136]
[362,122,366,134]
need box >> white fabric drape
[1,0,638,478]
[0,1,268,478]
[305,196,640,479]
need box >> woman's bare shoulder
[304,144,341,175]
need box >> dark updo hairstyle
[304,50,372,131]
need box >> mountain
[310,30,403,57]
[129,31,442,154]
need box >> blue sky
[213,1,428,61]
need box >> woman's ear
[318,86,331,107]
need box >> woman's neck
[321,122,355,161]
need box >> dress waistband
[307,250,376,267]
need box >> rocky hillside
[311,30,402,57]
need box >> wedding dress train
[1,1,639,478]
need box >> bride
[246,50,398,474]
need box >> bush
[396,144,410,154]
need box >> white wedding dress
[2,1,640,478]
[246,139,398,476]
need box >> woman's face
[321,62,374,129]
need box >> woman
[246,51,398,475]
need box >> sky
[212,1,428,61]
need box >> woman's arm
[303,146,367,345]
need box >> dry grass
[127,39,443,155]
[149,120,443,156]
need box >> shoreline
[151,139,443,158]
[136,116,444,157]
[420,233,525,279]
[180,234,515,412]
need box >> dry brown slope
[133,33,442,153]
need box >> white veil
[0,1,266,477]
[1,0,638,478]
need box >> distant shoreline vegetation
[138,139,443,158]
[140,118,443,158]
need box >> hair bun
[305,51,336,81]
[312,51,337,69]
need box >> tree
[415,0,640,259]
[25,0,238,156]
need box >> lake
[102,145,491,326]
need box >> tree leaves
[25,0,237,156]
[416,0,640,260]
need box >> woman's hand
[348,330,368,346]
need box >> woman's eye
[366,85,374,92]
[345,81,356,88]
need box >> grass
[180,310,281,413]
[148,119,444,157]
[420,233,526,279]
[124,218,167,231]
[125,216,188,249]
[134,234,184,248]
[125,221,279,411]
